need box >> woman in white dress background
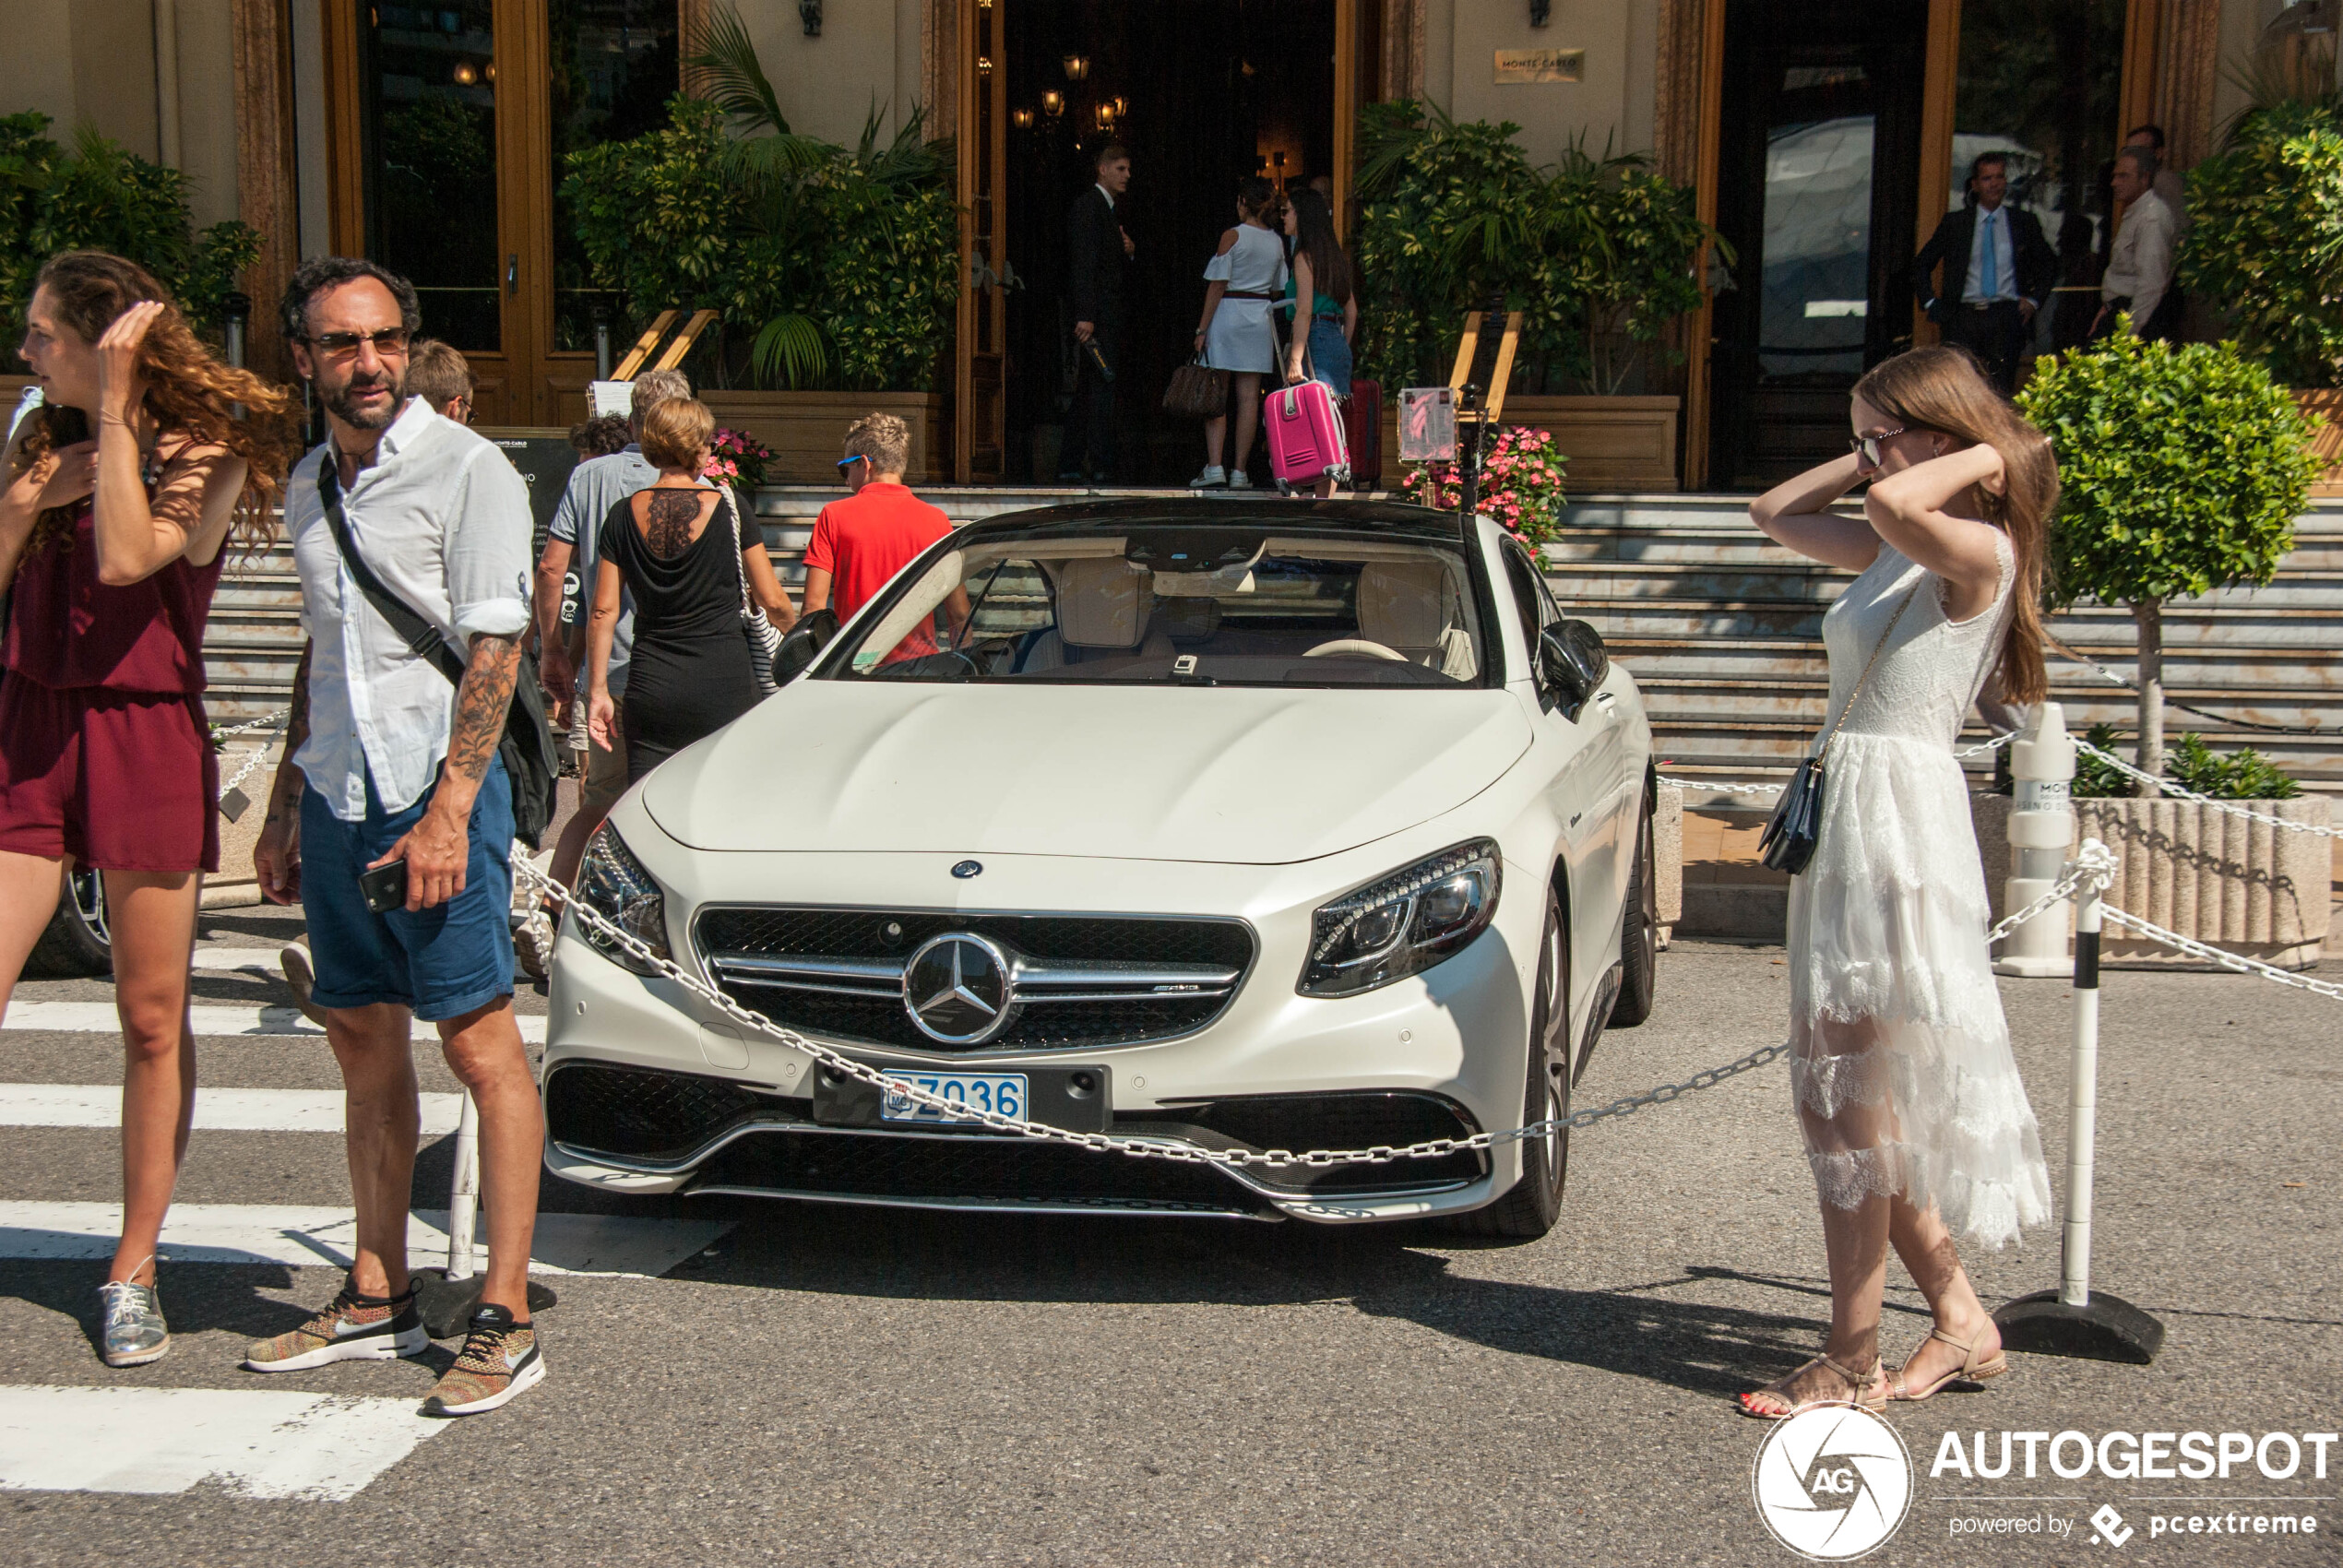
[1188,178,1286,490]
[1739,344,2058,1419]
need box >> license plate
[880,1071,1028,1123]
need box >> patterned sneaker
[514,906,556,982]
[98,1279,170,1367]
[422,1303,546,1417]
[244,1275,427,1372]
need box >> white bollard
[446,1089,480,1281]
[2059,870,2101,1306]
[1995,701,2077,977]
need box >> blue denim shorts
[301,757,515,1023]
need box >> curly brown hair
[8,250,295,555]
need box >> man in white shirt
[248,256,546,1417]
[2094,148,2179,342]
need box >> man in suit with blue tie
[1911,153,2058,394]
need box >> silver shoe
[99,1279,170,1368]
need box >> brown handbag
[1160,355,1230,422]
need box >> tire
[25,868,112,979]
[1608,790,1659,1028]
[1449,886,1569,1240]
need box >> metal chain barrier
[1986,844,2116,946]
[213,710,290,814]
[1659,733,2016,799]
[2046,636,2327,737]
[2097,906,2343,1004]
[2072,738,2337,839]
[514,860,1800,1168]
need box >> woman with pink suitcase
[1269,188,1360,496]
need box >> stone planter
[699,390,946,486]
[1380,394,1680,493]
[1974,792,2331,968]
[2298,389,2343,498]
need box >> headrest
[1356,560,1451,650]
[1162,596,1222,643]
[1055,557,1153,648]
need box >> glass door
[1707,0,1930,490]
[337,1,678,427]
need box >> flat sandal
[1737,1352,1887,1420]
[1890,1326,2009,1402]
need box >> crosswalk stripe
[0,1384,441,1501]
[190,949,285,972]
[1,1003,548,1044]
[0,1084,465,1134]
[0,1201,731,1279]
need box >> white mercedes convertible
[543,498,1658,1237]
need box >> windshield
[817,527,1491,689]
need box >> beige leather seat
[1020,556,1173,671]
[1356,559,1477,679]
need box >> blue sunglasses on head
[837,455,865,472]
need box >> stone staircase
[207,489,2343,808]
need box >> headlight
[1299,838,1503,998]
[575,825,670,976]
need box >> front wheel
[1449,886,1568,1240]
[26,868,112,979]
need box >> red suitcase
[1263,379,1350,489]
[1344,377,1383,488]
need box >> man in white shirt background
[250,256,547,1417]
[2094,146,2180,343]
[1911,152,2058,393]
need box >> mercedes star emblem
[901,932,1017,1045]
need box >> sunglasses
[302,327,413,358]
[837,455,865,472]
[1849,425,1909,469]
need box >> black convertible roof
[957,494,1474,543]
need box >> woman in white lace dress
[1737,345,2058,1419]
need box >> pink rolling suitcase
[1264,379,1350,490]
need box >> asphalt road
[1,909,2336,1566]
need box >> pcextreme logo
[1752,1403,1914,1561]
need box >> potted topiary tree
[2179,96,2343,486]
[2010,334,2329,965]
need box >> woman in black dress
[584,397,794,786]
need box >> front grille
[544,1060,794,1161]
[1118,1091,1487,1195]
[694,908,1255,1053]
[689,1126,1254,1213]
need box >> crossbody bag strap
[1815,576,1924,762]
[315,459,466,690]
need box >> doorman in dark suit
[1061,142,1133,482]
[1911,152,2058,394]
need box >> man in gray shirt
[534,367,690,888]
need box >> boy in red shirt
[802,413,969,661]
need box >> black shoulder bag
[1758,579,1921,876]
[315,461,559,849]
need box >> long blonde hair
[1850,344,2056,704]
[8,250,294,555]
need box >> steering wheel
[1302,637,1407,662]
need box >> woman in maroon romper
[0,252,290,1366]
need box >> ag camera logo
[1752,1404,1914,1561]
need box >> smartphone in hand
[359,858,409,913]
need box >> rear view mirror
[773,608,838,684]
[1536,619,1610,719]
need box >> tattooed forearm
[264,642,314,824]
[444,630,521,787]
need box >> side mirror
[772,607,838,684]
[1536,619,1610,719]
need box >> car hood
[641,683,1532,864]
